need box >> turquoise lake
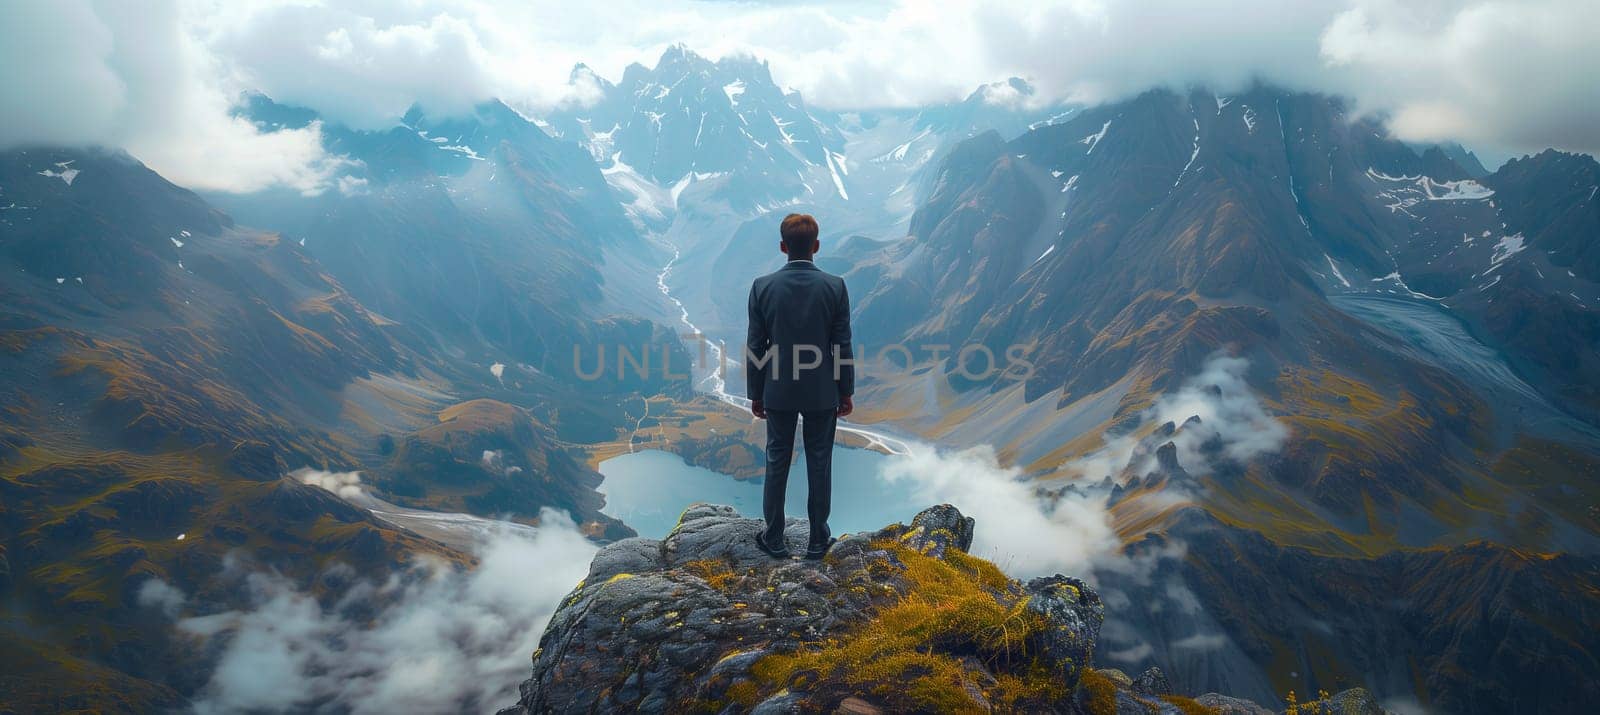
[597,447,919,538]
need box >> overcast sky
[3,0,1596,192]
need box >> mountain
[226,93,666,390]
[822,86,1600,712]
[544,46,1077,356]
[0,147,438,710]
[219,93,704,517]
[499,503,1353,714]
[0,144,685,710]
[546,45,849,223]
[833,77,1078,227]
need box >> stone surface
[1295,687,1389,715]
[500,503,1270,714]
[903,502,974,556]
[1024,574,1105,680]
[1195,692,1275,714]
[1132,666,1172,696]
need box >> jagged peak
[567,61,607,86]
[968,76,1036,106]
[654,42,709,70]
[715,50,769,71]
[233,90,320,130]
[1503,147,1599,170]
[715,51,777,86]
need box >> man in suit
[745,213,854,560]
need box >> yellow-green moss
[683,559,740,591]
[1161,693,1220,715]
[723,680,761,706]
[1078,668,1119,715]
[744,539,1064,712]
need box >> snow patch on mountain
[438,144,485,161]
[37,161,79,185]
[1371,271,1442,300]
[1028,108,1077,130]
[825,151,849,200]
[1325,254,1351,287]
[1173,115,1200,188]
[772,115,803,145]
[1490,233,1526,268]
[1081,120,1112,154]
[602,153,672,227]
[1367,169,1494,217]
[875,128,932,164]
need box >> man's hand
[751,399,766,419]
[836,395,853,418]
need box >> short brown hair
[780,213,819,248]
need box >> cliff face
[501,504,1320,714]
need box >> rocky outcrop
[502,504,1298,714]
[1289,687,1387,715]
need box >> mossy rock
[503,504,1107,713]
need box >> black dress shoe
[804,537,837,560]
[755,531,790,558]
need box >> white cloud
[1147,354,1289,474]
[294,467,366,500]
[0,0,352,194]
[878,354,1286,579]
[178,508,597,714]
[1320,0,1600,156]
[137,578,188,618]
[201,3,501,130]
[882,443,1122,578]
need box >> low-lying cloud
[1147,354,1289,474]
[175,508,596,714]
[294,467,366,501]
[882,444,1122,578]
[875,354,1285,687]
[1059,354,1289,483]
[136,577,187,618]
[882,354,1285,579]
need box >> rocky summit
[500,504,1368,714]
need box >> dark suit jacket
[745,260,854,412]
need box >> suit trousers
[761,408,836,546]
